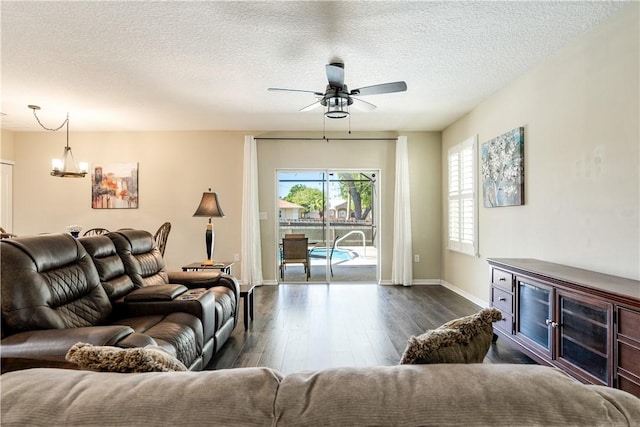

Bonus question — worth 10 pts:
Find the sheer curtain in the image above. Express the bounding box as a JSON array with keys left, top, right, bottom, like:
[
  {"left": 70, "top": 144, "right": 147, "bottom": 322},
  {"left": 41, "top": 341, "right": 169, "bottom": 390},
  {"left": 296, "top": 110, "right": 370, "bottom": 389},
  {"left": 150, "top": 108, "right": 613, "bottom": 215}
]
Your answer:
[
  {"left": 240, "top": 135, "right": 263, "bottom": 286},
  {"left": 391, "top": 135, "right": 413, "bottom": 286}
]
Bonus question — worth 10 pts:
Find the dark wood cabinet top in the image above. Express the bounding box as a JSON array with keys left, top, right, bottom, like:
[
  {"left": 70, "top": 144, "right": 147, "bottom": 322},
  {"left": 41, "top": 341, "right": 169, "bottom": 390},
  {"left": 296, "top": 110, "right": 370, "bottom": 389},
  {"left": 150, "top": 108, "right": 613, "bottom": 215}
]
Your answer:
[{"left": 488, "top": 258, "right": 640, "bottom": 304}]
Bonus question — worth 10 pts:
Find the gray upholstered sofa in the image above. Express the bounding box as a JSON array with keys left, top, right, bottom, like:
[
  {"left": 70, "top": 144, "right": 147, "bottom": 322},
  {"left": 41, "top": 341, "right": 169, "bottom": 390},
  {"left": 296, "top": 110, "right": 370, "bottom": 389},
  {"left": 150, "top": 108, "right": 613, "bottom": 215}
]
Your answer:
[
  {"left": 0, "top": 230, "right": 239, "bottom": 372},
  {"left": 2, "top": 364, "right": 639, "bottom": 426}
]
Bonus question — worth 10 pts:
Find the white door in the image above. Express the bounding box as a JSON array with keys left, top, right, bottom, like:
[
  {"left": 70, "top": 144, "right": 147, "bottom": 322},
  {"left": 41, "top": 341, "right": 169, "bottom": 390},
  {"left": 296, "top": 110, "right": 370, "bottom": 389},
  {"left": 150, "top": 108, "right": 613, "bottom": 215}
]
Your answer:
[{"left": 277, "top": 169, "right": 379, "bottom": 283}]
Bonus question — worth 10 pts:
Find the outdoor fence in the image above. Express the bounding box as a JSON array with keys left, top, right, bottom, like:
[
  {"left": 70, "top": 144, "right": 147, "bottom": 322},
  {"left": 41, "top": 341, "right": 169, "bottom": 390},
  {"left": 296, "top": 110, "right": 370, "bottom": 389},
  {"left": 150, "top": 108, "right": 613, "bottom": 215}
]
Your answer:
[{"left": 279, "top": 219, "right": 375, "bottom": 246}]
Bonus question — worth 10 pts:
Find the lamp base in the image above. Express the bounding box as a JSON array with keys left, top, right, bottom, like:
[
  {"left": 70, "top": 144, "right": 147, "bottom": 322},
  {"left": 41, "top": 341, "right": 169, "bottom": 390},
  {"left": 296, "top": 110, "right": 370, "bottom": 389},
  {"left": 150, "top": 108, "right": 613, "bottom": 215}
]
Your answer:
[{"left": 202, "top": 259, "right": 214, "bottom": 266}]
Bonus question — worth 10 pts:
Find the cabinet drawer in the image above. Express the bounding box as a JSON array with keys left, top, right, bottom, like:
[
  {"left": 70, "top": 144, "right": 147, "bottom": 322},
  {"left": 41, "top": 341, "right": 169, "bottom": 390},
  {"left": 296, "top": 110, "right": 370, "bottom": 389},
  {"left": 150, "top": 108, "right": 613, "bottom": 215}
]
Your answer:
[
  {"left": 618, "top": 308, "right": 640, "bottom": 342},
  {"left": 492, "top": 286, "right": 513, "bottom": 314},
  {"left": 494, "top": 311, "right": 514, "bottom": 334},
  {"left": 618, "top": 374, "right": 640, "bottom": 398},
  {"left": 618, "top": 340, "right": 640, "bottom": 379},
  {"left": 492, "top": 268, "right": 513, "bottom": 291}
]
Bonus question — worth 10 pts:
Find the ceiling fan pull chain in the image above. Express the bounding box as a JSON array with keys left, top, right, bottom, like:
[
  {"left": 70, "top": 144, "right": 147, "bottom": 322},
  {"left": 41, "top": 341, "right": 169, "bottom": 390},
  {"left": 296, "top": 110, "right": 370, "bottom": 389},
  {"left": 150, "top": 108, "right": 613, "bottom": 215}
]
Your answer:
[{"left": 322, "top": 111, "right": 326, "bottom": 140}]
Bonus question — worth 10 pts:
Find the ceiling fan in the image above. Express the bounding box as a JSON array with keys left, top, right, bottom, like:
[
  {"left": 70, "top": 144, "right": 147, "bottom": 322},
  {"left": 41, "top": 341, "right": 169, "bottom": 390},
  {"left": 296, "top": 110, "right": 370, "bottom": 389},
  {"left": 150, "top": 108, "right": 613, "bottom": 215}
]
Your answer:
[{"left": 268, "top": 62, "right": 407, "bottom": 119}]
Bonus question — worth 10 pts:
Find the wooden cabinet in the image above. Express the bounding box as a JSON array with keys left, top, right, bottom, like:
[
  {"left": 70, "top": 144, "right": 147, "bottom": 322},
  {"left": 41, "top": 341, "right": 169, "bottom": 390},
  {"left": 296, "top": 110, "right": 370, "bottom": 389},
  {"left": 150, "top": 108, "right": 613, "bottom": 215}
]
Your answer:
[
  {"left": 516, "top": 278, "right": 553, "bottom": 359},
  {"left": 490, "top": 268, "right": 514, "bottom": 334},
  {"left": 617, "top": 307, "right": 640, "bottom": 397},
  {"left": 488, "top": 258, "right": 640, "bottom": 397}
]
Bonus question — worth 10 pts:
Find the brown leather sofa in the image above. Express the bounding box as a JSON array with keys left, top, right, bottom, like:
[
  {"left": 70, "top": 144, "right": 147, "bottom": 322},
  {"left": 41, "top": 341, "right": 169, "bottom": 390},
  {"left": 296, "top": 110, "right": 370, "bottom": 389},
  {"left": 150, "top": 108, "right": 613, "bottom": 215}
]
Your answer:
[
  {"left": 106, "top": 229, "right": 239, "bottom": 354},
  {"left": 0, "top": 230, "right": 239, "bottom": 372}
]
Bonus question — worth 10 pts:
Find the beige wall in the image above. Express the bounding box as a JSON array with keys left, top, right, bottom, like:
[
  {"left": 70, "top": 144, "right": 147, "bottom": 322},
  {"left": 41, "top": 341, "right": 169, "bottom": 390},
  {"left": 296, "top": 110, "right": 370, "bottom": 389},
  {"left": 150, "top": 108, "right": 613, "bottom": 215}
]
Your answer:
[
  {"left": 1, "top": 130, "right": 15, "bottom": 161},
  {"left": 10, "top": 131, "right": 245, "bottom": 271},
  {"left": 442, "top": 3, "right": 640, "bottom": 304},
  {"left": 6, "top": 128, "right": 442, "bottom": 283}
]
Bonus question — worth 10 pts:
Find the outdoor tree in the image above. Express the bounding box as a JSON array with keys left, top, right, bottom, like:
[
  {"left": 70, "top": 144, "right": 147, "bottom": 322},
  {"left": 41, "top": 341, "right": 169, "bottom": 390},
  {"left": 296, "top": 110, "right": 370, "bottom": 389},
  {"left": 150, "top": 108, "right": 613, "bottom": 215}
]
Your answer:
[
  {"left": 284, "top": 184, "right": 324, "bottom": 216},
  {"left": 338, "top": 173, "right": 372, "bottom": 220}
]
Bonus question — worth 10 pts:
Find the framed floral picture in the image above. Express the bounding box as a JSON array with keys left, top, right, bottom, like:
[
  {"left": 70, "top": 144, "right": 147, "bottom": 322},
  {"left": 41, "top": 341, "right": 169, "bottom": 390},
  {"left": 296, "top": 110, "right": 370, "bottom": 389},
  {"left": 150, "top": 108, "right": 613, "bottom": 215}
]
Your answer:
[
  {"left": 481, "top": 128, "right": 524, "bottom": 207},
  {"left": 91, "top": 162, "right": 139, "bottom": 209}
]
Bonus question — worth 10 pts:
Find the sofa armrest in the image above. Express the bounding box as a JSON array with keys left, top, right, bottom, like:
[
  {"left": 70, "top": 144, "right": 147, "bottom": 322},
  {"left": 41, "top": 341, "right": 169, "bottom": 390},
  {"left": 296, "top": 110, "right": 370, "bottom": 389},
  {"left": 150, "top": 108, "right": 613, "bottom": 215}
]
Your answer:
[
  {"left": 166, "top": 271, "right": 240, "bottom": 308},
  {"left": 113, "top": 290, "right": 216, "bottom": 343},
  {"left": 0, "top": 325, "right": 135, "bottom": 372},
  {"left": 124, "top": 284, "right": 188, "bottom": 302},
  {"left": 167, "top": 270, "right": 221, "bottom": 288},
  {"left": 215, "top": 275, "right": 241, "bottom": 308}
]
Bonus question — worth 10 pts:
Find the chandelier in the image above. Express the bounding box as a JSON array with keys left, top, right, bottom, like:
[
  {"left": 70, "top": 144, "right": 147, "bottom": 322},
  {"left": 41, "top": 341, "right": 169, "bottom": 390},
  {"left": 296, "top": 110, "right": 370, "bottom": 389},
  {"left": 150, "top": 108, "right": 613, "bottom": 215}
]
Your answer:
[{"left": 28, "top": 105, "right": 88, "bottom": 178}]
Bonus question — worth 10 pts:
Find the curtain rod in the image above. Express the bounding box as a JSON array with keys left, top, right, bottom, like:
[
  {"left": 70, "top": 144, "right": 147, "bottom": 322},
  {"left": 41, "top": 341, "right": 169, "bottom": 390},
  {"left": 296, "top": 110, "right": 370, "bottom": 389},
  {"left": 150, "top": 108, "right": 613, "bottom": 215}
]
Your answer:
[{"left": 254, "top": 137, "right": 398, "bottom": 141}]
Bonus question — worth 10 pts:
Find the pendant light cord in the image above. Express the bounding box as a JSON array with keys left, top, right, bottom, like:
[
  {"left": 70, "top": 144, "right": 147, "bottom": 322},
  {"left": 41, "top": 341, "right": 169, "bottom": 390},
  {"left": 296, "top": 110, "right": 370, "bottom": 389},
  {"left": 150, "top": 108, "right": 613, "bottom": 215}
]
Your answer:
[{"left": 30, "top": 108, "right": 68, "bottom": 132}]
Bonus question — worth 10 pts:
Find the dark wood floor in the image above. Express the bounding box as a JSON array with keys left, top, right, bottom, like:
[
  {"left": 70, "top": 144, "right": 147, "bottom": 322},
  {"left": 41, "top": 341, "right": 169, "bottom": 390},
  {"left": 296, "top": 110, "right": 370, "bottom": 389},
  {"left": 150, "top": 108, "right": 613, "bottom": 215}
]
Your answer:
[{"left": 207, "top": 284, "right": 535, "bottom": 373}]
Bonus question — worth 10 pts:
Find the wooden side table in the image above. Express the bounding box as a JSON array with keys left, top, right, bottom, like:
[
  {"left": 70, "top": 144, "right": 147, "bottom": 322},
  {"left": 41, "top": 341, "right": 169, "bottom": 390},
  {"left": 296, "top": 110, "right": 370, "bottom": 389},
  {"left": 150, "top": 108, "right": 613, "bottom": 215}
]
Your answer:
[
  {"left": 181, "top": 261, "right": 234, "bottom": 275},
  {"left": 239, "top": 284, "right": 255, "bottom": 330}
]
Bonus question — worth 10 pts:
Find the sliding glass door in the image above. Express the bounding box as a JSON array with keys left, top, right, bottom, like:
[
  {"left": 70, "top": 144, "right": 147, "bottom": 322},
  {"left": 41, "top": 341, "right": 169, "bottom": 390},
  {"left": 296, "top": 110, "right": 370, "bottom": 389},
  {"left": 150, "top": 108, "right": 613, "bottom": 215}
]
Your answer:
[{"left": 277, "top": 169, "right": 379, "bottom": 283}]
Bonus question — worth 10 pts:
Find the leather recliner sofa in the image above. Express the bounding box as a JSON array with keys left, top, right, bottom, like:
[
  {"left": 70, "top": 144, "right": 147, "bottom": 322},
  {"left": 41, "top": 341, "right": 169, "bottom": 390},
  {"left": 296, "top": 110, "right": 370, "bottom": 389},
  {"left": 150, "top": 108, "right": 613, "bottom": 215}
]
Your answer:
[
  {"left": 0, "top": 231, "right": 240, "bottom": 373},
  {"left": 106, "top": 229, "right": 239, "bottom": 354}
]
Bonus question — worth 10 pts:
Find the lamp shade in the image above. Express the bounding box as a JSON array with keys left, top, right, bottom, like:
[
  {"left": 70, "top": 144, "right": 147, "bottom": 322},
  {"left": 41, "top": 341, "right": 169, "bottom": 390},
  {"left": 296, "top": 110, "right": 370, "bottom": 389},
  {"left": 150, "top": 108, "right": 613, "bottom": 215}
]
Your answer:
[{"left": 193, "top": 191, "right": 225, "bottom": 218}]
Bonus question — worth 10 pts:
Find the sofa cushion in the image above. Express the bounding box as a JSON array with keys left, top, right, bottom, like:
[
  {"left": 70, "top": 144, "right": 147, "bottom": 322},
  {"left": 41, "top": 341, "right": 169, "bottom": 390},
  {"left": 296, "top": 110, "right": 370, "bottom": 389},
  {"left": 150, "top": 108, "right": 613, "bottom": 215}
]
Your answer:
[
  {"left": 65, "top": 342, "right": 188, "bottom": 372},
  {"left": 1, "top": 234, "right": 112, "bottom": 334},
  {"left": 400, "top": 307, "right": 502, "bottom": 364},
  {"left": 108, "top": 229, "right": 169, "bottom": 288},
  {"left": 79, "top": 235, "right": 136, "bottom": 300},
  {"left": 1, "top": 367, "right": 284, "bottom": 426},
  {"left": 114, "top": 312, "right": 203, "bottom": 366},
  {"left": 274, "top": 364, "right": 640, "bottom": 426}
]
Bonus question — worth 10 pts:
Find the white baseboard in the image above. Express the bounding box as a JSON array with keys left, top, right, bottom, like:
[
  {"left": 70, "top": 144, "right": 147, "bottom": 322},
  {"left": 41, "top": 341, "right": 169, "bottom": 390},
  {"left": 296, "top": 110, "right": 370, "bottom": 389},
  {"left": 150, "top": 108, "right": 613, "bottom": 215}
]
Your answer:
[
  {"left": 411, "top": 279, "right": 441, "bottom": 285},
  {"left": 439, "top": 280, "right": 489, "bottom": 308}
]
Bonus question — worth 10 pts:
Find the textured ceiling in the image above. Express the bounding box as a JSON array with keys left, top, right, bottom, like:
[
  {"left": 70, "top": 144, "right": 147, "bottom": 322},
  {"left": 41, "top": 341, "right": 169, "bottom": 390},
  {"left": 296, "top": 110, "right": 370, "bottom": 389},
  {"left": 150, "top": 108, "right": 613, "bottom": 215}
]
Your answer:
[{"left": 0, "top": 1, "right": 628, "bottom": 132}]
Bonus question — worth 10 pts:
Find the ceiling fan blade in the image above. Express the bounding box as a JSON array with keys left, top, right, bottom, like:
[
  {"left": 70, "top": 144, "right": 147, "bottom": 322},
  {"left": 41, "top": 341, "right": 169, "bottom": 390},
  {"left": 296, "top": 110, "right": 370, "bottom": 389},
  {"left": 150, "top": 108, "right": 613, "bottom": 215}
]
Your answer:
[
  {"left": 350, "top": 81, "right": 407, "bottom": 96},
  {"left": 325, "top": 63, "right": 345, "bottom": 88},
  {"left": 268, "top": 88, "right": 324, "bottom": 96},
  {"left": 299, "top": 101, "right": 322, "bottom": 112},
  {"left": 351, "top": 97, "right": 377, "bottom": 111}
]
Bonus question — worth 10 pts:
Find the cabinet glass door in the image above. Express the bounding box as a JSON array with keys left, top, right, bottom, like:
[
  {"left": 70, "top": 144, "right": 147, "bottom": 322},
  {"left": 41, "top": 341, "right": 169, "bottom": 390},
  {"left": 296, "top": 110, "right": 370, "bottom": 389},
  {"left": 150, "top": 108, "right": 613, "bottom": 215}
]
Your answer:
[
  {"left": 557, "top": 291, "right": 610, "bottom": 385},
  {"left": 517, "top": 280, "right": 552, "bottom": 356}
]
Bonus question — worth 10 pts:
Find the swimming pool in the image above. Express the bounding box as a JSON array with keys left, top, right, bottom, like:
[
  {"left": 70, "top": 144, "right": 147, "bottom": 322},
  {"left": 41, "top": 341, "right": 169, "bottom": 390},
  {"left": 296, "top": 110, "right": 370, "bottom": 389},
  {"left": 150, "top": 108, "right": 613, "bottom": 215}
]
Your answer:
[{"left": 308, "top": 247, "right": 357, "bottom": 263}]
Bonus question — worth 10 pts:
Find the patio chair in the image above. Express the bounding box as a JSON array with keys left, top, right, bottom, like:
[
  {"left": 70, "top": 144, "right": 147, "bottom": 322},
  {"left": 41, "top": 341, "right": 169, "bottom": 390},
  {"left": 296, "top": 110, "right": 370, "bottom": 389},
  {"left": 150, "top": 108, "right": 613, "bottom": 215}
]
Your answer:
[{"left": 280, "top": 236, "right": 310, "bottom": 281}]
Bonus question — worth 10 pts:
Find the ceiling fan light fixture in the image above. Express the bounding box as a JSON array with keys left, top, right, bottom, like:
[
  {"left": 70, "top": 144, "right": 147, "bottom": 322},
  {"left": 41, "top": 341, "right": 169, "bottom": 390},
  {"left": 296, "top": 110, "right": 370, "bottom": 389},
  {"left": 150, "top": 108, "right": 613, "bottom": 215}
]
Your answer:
[{"left": 324, "top": 97, "right": 349, "bottom": 119}]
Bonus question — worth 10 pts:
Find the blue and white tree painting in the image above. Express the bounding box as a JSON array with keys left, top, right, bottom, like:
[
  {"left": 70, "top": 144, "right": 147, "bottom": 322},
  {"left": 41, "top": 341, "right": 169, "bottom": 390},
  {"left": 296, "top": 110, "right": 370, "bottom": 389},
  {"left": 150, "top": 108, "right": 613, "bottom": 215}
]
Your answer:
[{"left": 481, "top": 127, "right": 524, "bottom": 207}]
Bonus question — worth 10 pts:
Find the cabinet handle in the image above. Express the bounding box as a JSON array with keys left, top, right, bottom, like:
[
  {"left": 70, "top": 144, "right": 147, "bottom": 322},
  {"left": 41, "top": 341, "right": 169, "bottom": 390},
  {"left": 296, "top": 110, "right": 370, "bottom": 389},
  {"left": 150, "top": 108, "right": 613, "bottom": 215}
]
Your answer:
[
  {"left": 499, "top": 277, "right": 506, "bottom": 281},
  {"left": 545, "top": 319, "right": 559, "bottom": 328},
  {"left": 498, "top": 297, "right": 507, "bottom": 302}
]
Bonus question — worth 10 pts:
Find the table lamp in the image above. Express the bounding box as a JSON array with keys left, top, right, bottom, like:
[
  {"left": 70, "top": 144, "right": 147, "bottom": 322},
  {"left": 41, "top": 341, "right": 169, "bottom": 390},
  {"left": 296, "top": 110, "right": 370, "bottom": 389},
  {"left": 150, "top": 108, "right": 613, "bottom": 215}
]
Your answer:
[{"left": 193, "top": 189, "right": 225, "bottom": 266}]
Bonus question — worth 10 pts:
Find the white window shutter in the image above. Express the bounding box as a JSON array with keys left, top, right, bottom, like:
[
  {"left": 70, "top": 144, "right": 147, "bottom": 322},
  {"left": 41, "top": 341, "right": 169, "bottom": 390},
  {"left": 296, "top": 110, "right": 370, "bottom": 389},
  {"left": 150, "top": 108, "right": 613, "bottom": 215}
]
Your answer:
[{"left": 448, "top": 136, "right": 478, "bottom": 256}]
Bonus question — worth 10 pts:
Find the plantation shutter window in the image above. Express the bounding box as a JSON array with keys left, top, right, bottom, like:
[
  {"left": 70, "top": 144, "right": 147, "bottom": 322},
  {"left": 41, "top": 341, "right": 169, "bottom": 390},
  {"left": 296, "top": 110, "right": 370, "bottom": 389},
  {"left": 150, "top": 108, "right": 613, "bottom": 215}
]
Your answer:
[{"left": 448, "top": 136, "right": 478, "bottom": 256}]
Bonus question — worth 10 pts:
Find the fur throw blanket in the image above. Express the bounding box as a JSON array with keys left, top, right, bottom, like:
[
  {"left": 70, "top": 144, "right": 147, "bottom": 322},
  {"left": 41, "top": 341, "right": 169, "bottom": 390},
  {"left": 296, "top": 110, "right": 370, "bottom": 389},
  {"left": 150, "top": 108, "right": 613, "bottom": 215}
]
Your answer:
[
  {"left": 400, "top": 307, "right": 503, "bottom": 365},
  {"left": 65, "top": 342, "right": 188, "bottom": 372}
]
